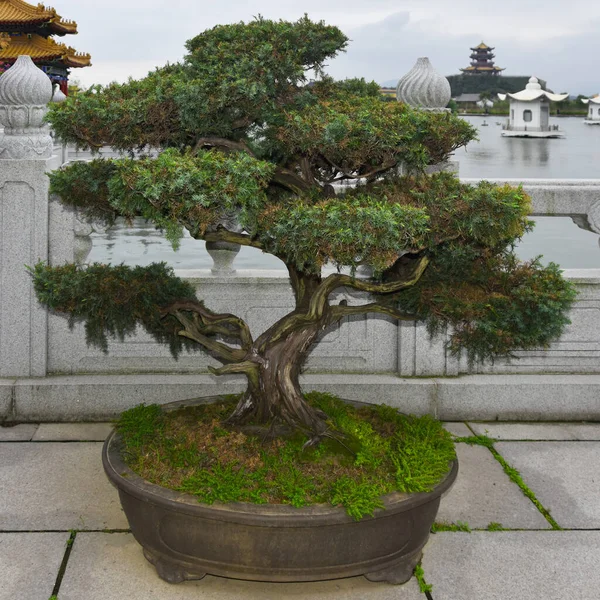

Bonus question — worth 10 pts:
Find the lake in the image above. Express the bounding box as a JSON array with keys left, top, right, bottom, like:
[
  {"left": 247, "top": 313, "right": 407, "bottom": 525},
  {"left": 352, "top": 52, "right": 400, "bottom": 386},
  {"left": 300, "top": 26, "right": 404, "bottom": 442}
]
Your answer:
[{"left": 88, "top": 116, "right": 600, "bottom": 270}]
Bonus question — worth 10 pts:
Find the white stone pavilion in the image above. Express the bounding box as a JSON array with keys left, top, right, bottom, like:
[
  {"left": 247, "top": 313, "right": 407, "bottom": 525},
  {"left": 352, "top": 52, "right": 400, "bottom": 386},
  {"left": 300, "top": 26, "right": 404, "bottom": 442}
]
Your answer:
[
  {"left": 498, "top": 77, "right": 568, "bottom": 138},
  {"left": 582, "top": 96, "right": 600, "bottom": 125}
]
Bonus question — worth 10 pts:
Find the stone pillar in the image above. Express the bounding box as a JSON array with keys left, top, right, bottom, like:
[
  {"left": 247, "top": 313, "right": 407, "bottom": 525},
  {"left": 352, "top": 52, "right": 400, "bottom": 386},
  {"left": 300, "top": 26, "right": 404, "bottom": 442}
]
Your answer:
[{"left": 0, "top": 56, "right": 55, "bottom": 377}]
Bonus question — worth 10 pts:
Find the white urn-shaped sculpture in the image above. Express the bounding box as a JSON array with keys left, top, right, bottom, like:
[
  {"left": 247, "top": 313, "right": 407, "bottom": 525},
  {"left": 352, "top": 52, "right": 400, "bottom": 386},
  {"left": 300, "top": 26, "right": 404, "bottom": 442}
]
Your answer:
[
  {"left": 396, "top": 57, "right": 451, "bottom": 112},
  {"left": 51, "top": 85, "right": 67, "bottom": 103},
  {"left": 0, "top": 55, "right": 53, "bottom": 159}
]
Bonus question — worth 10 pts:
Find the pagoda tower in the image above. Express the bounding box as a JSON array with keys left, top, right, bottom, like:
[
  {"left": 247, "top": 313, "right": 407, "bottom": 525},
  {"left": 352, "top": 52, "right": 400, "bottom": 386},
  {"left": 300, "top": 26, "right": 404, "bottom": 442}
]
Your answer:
[
  {"left": 0, "top": 0, "right": 90, "bottom": 95},
  {"left": 460, "top": 42, "right": 504, "bottom": 76}
]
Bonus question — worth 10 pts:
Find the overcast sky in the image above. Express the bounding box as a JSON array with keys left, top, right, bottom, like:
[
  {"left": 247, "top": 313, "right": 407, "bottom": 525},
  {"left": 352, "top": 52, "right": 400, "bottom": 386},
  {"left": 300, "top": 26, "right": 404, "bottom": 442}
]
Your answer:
[{"left": 55, "top": 0, "right": 597, "bottom": 94}]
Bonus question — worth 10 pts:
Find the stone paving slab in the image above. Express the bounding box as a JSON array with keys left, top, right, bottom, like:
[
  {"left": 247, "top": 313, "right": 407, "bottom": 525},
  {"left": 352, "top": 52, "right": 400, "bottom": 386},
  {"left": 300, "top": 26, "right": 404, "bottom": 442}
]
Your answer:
[
  {"left": 0, "top": 532, "right": 68, "bottom": 600},
  {"left": 496, "top": 441, "right": 600, "bottom": 528},
  {"left": 60, "top": 533, "right": 422, "bottom": 599},
  {"left": 0, "top": 442, "right": 128, "bottom": 530},
  {"left": 0, "top": 423, "right": 38, "bottom": 441},
  {"left": 436, "top": 443, "right": 549, "bottom": 529},
  {"left": 32, "top": 422, "right": 114, "bottom": 441},
  {"left": 443, "top": 422, "right": 472, "bottom": 437},
  {"left": 469, "top": 422, "right": 600, "bottom": 440},
  {"left": 422, "top": 531, "right": 600, "bottom": 600}
]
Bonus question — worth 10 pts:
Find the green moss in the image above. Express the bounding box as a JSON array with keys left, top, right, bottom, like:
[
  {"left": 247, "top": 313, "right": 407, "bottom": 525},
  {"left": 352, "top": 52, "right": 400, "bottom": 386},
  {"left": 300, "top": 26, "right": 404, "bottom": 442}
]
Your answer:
[
  {"left": 116, "top": 393, "right": 456, "bottom": 521},
  {"left": 431, "top": 520, "right": 471, "bottom": 532},
  {"left": 455, "top": 435, "right": 561, "bottom": 530},
  {"left": 486, "top": 522, "right": 506, "bottom": 531},
  {"left": 414, "top": 564, "right": 433, "bottom": 593}
]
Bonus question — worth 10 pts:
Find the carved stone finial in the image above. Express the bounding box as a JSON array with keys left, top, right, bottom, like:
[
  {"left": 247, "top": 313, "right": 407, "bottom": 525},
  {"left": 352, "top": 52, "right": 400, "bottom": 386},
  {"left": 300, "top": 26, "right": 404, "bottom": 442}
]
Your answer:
[
  {"left": 396, "top": 57, "right": 451, "bottom": 111},
  {"left": 0, "top": 55, "right": 54, "bottom": 159}
]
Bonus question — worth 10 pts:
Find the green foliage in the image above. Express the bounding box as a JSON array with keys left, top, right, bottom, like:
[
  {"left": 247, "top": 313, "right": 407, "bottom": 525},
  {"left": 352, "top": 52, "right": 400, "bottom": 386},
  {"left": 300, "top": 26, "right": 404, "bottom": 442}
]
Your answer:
[
  {"left": 486, "top": 522, "right": 505, "bottom": 531},
  {"left": 259, "top": 195, "right": 429, "bottom": 274},
  {"left": 49, "top": 149, "right": 274, "bottom": 246},
  {"left": 332, "top": 77, "right": 382, "bottom": 98},
  {"left": 414, "top": 564, "right": 433, "bottom": 593},
  {"left": 30, "top": 262, "right": 198, "bottom": 355},
  {"left": 47, "top": 16, "right": 348, "bottom": 149},
  {"left": 401, "top": 255, "right": 577, "bottom": 364},
  {"left": 273, "top": 96, "right": 475, "bottom": 173},
  {"left": 117, "top": 394, "right": 456, "bottom": 520}
]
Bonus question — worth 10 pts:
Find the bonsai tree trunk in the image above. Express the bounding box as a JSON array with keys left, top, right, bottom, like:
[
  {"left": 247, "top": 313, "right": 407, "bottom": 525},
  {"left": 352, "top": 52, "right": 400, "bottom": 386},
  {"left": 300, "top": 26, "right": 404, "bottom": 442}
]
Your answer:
[
  {"left": 188, "top": 258, "right": 429, "bottom": 436},
  {"left": 227, "top": 317, "right": 329, "bottom": 434}
]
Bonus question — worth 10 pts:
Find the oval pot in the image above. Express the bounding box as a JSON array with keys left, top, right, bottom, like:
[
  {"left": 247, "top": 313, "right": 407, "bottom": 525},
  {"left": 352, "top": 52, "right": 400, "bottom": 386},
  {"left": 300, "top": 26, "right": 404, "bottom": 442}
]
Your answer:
[{"left": 103, "top": 397, "right": 458, "bottom": 585}]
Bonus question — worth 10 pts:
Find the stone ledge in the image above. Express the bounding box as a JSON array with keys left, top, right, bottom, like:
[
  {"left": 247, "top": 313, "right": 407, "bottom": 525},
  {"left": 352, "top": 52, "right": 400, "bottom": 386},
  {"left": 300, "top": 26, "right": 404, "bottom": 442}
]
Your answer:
[{"left": 1, "top": 373, "right": 600, "bottom": 422}]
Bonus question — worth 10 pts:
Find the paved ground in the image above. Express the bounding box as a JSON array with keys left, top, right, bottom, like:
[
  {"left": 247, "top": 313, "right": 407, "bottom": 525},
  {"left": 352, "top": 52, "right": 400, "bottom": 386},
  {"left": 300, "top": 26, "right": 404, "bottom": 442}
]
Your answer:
[{"left": 1, "top": 421, "right": 599, "bottom": 600}]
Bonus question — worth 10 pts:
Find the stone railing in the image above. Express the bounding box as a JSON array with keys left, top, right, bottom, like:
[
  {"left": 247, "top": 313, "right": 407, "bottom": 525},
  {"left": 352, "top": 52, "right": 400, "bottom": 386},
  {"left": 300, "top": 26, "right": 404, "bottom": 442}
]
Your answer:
[{"left": 1, "top": 57, "right": 600, "bottom": 423}]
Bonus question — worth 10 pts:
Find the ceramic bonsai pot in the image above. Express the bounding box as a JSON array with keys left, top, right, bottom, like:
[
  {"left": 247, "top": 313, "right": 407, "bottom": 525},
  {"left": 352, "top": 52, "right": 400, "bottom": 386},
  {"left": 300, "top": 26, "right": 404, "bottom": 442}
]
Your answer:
[{"left": 102, "top": 398, "right": 458, "bottom": 585}]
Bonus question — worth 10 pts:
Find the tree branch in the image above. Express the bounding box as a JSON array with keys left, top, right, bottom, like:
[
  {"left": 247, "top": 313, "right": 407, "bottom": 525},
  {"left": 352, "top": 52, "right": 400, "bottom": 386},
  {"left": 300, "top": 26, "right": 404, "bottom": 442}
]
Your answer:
[
  {"left": 208, "top": 361, "right": 260, "bottom": 376},
  {"left": 307, "top": 255, "right": 430, "bottom": 321},
  {"left": 272, "top": 167, "right": 313, "bottom": 194},
  {"left": 163, "top": 300, "right": 253, "bottom": 349},
  {"left": 193, "top": 137, "right": 256, "bottom": 157},
  {"left": 330, "top": 302, "right": 418, "bottom": 321},
  {"left": 172, "top": 310, "right": 247, "bottom": 363},
  {"left": 320, "top": 155, "right": 398, "bottom": 181},
  {"left": 201, "top": 229, "right": 264, "bottom": 250}
]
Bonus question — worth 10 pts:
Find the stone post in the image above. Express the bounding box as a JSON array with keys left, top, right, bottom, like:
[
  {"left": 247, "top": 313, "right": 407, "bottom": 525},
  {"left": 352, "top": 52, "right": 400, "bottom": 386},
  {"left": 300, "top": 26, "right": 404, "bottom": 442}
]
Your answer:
[{"left": 0, "top": 55, "right": 56, "bottom": 377}]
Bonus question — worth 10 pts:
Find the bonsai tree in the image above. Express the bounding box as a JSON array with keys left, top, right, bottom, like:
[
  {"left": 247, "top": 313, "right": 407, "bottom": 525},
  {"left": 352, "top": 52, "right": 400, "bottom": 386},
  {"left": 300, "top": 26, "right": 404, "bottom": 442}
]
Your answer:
[{"left": 34, "top": 17, "right": 575, "bottom": 444}]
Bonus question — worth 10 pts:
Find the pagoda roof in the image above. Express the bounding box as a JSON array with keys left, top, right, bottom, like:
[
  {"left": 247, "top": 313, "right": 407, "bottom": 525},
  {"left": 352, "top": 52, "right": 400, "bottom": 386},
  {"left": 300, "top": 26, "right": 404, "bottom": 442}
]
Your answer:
[
  {"left": 460, "top": 65, "right": 505, "bottom": 72},
  {"left": 471, "top": 42, "right": 493, "bottom": 50},
  {"left": 0, "top": 32, "right": 90, "bottom": 67},
  {"left": 0, "top": 0, "right": 77, "bottom": 35}
]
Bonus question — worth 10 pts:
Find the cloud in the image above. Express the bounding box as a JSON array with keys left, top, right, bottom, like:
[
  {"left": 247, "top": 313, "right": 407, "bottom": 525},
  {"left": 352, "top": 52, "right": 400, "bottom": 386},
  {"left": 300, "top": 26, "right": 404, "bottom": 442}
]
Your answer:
[
  {"left": 52, "top": 1, "right": 597, "bottom": 95},
  {"left": 327, "top": 11, "right": 599, "bottom": 95}
]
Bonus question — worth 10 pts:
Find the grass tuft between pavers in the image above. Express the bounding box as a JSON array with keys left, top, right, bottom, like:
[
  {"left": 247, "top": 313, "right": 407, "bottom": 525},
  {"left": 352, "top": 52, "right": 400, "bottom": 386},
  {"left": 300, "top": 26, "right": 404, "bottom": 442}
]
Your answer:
[
  {"left": 116, "top": 392, "right": 456, "bottom": 521},
  {"left": 432, "top": 520, "right": 471, "bottom": 532},
  {"left": 454, "top": 435, "right": 562, "bottom": 530},
  {"left": 414, "top": 563, "right": 433, "bottom": 594}
]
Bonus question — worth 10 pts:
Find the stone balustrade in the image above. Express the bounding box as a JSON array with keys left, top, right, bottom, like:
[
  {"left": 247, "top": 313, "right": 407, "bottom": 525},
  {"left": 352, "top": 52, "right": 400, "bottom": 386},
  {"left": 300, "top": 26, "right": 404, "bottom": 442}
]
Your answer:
[{"left": 1, "top": 57, "right": 600, "bottom": 423}]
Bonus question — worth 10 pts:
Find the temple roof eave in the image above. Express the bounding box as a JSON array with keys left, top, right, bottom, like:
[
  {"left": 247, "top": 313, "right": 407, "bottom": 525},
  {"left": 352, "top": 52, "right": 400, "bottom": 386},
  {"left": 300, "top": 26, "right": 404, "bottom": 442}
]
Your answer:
[
  {"left": 0, "top": 0, "right": 77, "bottom": 34},
  {"left": 0, "top": 32, "right": 90, "bottom": 67},
  {"left": 582, "top": 97, "right": 600, "bottom": 105}
]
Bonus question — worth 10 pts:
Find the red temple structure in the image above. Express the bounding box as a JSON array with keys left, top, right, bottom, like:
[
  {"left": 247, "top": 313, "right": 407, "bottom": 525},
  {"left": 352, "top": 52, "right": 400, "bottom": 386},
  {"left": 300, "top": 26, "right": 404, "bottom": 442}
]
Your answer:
[
  {"left": 0, "top": 0, "right": 90, "bottom": 95},
  {"left": 460, "top": 42, "right": 504, "bottom": 76}
]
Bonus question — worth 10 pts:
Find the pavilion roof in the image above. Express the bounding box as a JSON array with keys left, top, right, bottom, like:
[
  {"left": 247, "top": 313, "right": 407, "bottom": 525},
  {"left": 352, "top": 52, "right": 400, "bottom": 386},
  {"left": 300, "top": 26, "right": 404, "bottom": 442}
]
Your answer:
[
  {"left": 0, "top": 0, "right": 77, "bottom": 35},
  {"left": 0, "top": 32, "right": 90, "bottom": 67},
  {"left": 497, "top": 77, "right": 568, "bottom": 103},
  {"left": 582, "top": 96, "right": 600, "bottom": 105}
]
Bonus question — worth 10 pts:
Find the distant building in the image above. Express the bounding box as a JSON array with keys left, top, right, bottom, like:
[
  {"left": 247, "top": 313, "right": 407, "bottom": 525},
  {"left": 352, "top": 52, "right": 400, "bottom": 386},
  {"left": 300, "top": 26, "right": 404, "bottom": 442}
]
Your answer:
[
  {"left": 498, "top": 76, "right": 568, "bottom": 138},
  {"left": 380, "top": 87, "right": 396, "bottom": 99},
  {"left": 582, "top": 96, "right": 600, "bottom": 125},
  {"left": 453, "top": 93, "right": 494, "bottom": 110},
  {"left": 460, "top": 42, "right": 504, "bottom": 76}
]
